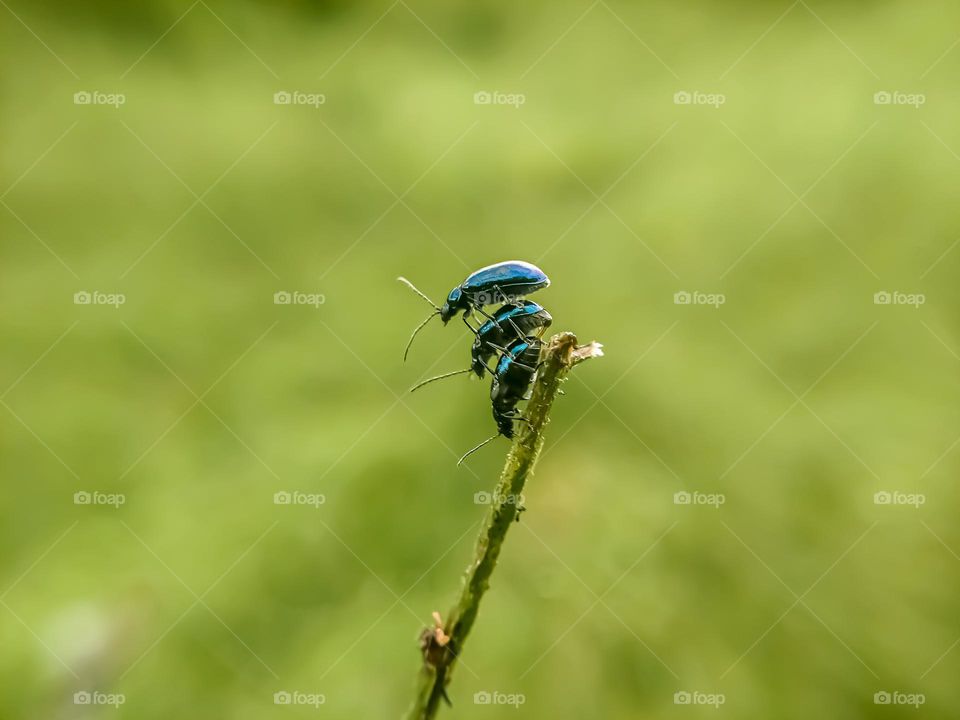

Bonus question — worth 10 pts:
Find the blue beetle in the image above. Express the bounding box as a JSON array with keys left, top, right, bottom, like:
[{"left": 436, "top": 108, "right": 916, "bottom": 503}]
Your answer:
[
  {"left": 471, "top": 301, "right": 552, "bottom": 377},
  {"left": 458, "top": 337, "right": 542, "bottom": 466},
  {"left": 440, "top": 261, "right": 550, "bottom": 323},
  {"left": 408, "top": 301, "right": 552, "bottom": 393},
  {"left": 398, "top": 260, "right": 550, "bottom": 361}
]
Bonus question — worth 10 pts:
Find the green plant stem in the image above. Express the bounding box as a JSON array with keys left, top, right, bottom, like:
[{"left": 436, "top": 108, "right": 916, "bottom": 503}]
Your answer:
[{"left": 405, "top": 332, "right": 603, "bottom": 720}]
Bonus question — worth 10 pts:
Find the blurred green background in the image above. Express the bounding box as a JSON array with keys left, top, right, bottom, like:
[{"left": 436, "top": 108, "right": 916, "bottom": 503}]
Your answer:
[{"left": 3, "top": 0, "right": 960, "bottom": 717}]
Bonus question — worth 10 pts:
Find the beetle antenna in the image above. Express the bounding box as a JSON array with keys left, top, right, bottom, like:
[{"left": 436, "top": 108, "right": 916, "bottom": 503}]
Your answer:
[
  {"left": 409, "top": 368, "right": 472, "bottom": 393},
  {"left": 398, "top": 277, "right": 441, "bottom": 361},
  {"left": 403, "top": 313, "right": 438, "bottom": 362},
  {"left": 457, "top": 434, "right": 500, "bottom": 466},
  {"left": 397, "top": 276, "right": 440, "bottom": 311}
]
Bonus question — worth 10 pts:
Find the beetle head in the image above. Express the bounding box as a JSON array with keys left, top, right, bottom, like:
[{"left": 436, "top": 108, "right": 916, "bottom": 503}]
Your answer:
[{"left": 440, "top": 287, "right": 463, "bottom": 323}]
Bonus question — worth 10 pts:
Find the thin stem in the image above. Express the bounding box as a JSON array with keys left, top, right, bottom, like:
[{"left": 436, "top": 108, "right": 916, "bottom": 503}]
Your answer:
[{"left": 405, "top": 332, "right": 603, "bottom": 720}]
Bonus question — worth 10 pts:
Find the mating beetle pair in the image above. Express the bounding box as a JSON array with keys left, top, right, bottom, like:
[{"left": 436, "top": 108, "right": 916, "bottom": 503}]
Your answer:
[{"left": 398, "top": 261, "right": 553, "bottom": 464}]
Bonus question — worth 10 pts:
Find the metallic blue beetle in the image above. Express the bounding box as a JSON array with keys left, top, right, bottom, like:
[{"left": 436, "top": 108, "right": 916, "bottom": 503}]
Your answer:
[
  {"left": 440, "top": 261, "right": 550, "bottom": 323},
  {"left": 398, "top": 260, "right": 550, "bottom": 361},
  {"left": 471, "top": 302, "right": 552, "bottom": 377},
  {"left": 408, "top": 301, "right": 552, "bottom": 393},
  {"left": 458, "top": 337, "right": 542, "bottom": 465}
]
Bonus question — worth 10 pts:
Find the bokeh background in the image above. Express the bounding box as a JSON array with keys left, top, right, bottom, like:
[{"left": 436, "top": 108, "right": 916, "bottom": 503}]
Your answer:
[{"left": 3, "top": 0, "right": 960, "bottom": 717}]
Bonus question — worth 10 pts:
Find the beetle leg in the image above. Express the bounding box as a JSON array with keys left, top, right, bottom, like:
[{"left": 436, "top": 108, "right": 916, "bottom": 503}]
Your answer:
[
  {"left": 492, "top": 284, "right": 524, "bottom": 308},
  {"left": 504, "top": 316, "right": 524, "bottom": 337},
  {"left": 485, "top": 341, "right": 516, "bottom": 358},
  {"left": 461, "top": 314, "right": 481, "bottom": 337},
  {"left": 484, "top": 285, "right": 525, "bottom": 334},
  {"left": 511, "top": 361, "right": 537, "bottom": 373},
  {"left": 474, "top": 304, "right": 500, "bottom": 323},
  {"left": 467, "top": 307, "right": 495, "bottom": 330},
  {"left": 485, "top": 305, "right": 524, "bottom": 337}
]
